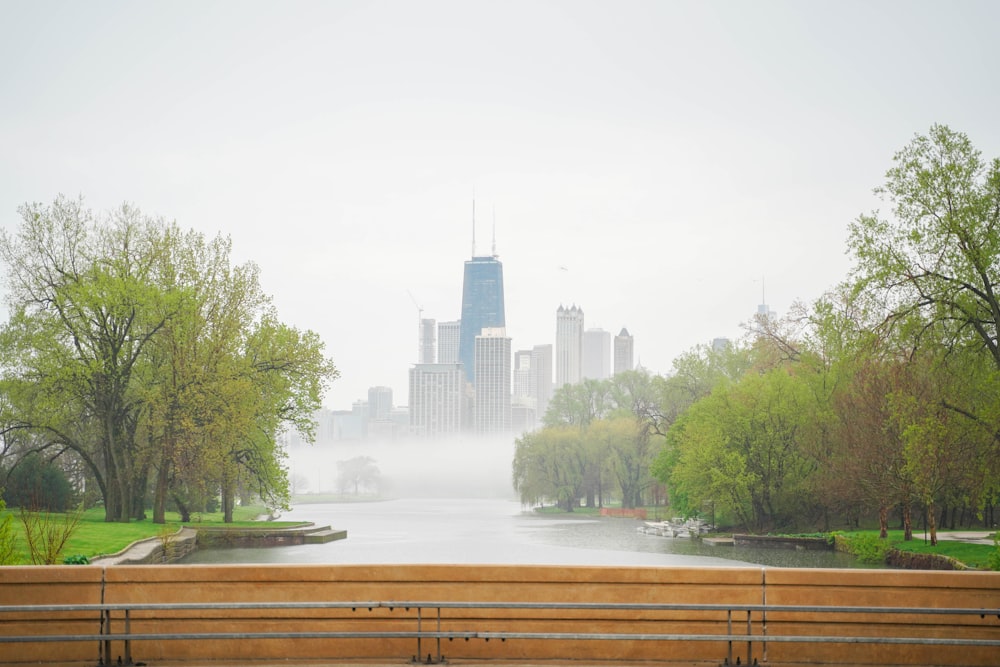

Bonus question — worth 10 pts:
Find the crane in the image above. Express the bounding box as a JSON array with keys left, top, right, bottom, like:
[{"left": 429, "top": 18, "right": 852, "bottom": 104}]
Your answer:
[{"left": 406, "top": 290, "right": 423, "bottom": 362}]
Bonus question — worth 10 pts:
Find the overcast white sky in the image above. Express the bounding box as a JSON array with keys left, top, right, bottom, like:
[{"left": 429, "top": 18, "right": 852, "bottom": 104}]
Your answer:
[{"left": 2, "top": 0, "right": 999, "bottom": 409}]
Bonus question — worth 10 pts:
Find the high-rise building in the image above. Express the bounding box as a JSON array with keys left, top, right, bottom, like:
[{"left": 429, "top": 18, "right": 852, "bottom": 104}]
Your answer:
[
  {"left": 532, "top": 343, "right": 553, "bottom": 421},
  {"left": 583, "top": 328, "right": 611, "bottom": 380},
  {"left": 368, "top": 386, "right": 393, "bottom": 422},
  {"left": 408, "top": 363, "right": 465, "bottom": 436},
  {"left": 512, "top": 350, "right": 534, "bottom": 400},
  {"left": 614, "top": 328, "right": 634, "bottom": 375},
  {"left": 556, "top": 305, "right": 584, "bottom": 387},
  {"left": 459, "top": 255, "right": 505, "bottom": 384},
  {"left": 474, "top": 327, "right": 511, "bottom": 433},
  {"left": 419, "top": 318, "right": 436, "bottom": 364},
  {"left": 437, "top": 320, "right": 461, "bottom": 364}
]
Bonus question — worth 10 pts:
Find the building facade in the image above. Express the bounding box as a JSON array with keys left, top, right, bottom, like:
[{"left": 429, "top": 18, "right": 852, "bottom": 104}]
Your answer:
[
  {"left": 408, "top": 363, "right": 465, "bottom": 436},
  {"left": 437, "top": 320, "right": 461, "bottom": 364},
  {"left": 458, "top": 255, "right": 505, "bottom": 384},
  {"left": 419, "top": 318, "right": 436, "bottom": 364},
  {"left": 582, "top": 328, "right": 611, "bottom": 380},
  {"left": 367, "top": 386, "right": 393, "bottom": 422},
  {"left": 532, "top": 343, "right": 553, "bottom": 422},
  {"left": 474, "top": 327, "right": 511, "bottom": 433},
  {"left": 556, "top": 305, "right": 584, "bottom": 387},
  {"left": 613, "top": 327, "right": 634, "bottom": 376}
]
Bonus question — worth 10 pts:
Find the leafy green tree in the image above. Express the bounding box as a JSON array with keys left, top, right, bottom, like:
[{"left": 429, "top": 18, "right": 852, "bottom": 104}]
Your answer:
[
  {"left": 847, "top": 125, "right": 1000, "bottom": 532},
  {"left": 660, "top": 367, "right": 815, "bottom": 531},
  {"left": 0, "top": 197, "right": 177, "bottom": 521},
  {"left": 512, "top": 427, "right": 589, "bottom": 511},
  {"left": 543, "top": 378, "right": 612, "bottom": 428},
  {"left": 0, "top": 196, "right": 338, "bottom": 523},
  {"left": 2, "top": 452, "right": 74, "bottom": 511}
]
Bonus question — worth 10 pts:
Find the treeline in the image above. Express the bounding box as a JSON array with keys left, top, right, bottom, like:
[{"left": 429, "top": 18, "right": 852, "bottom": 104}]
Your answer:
[
  {"left": 514, "top": 125, "right": 1000, "bottom": 543},
  {"left": 0, "top": 197, "right": 337, "bottom": 522}
]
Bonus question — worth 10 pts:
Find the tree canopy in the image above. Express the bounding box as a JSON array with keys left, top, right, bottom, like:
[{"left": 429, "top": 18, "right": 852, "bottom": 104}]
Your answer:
[{"left": 0, "top": 196, "right": 338, "bottom": 522}]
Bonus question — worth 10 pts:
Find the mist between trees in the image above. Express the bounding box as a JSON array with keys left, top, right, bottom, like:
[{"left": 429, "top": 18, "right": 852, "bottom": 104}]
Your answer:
[
  {"left": 0, "top": 197, "right": 337, "bottom": 523},
  {"left": 515, "top": 125, "right": 1000, "bottom": 545}
]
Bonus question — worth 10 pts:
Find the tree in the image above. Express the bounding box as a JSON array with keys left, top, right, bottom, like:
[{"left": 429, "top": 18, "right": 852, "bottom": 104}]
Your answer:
[
  {"left": 512, "top": 427, "right": 590, "bottom": 511},
  {"left": 336, "top": 456, "right": 381, "bottom": 496},
  {"left": 847, "top": 125, "right": 1000, "bottom": 531},
  {"left": 0, "top": 197, "right": 177, "bottom": 521},
  {"left": 658, "top": 367, "right": 815, "bottom": 531},
  {"left": 2, "top": 451, "right": 74, "bottom": 511},
  {"left": 0, "top": 196, "right": 338, "bottom": 523},
  {"left": 849, "top": 125, "right": 1000, "bottom": 368}
]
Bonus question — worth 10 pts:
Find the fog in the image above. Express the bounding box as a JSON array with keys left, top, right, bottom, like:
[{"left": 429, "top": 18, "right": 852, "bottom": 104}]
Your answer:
[{"left": 286, "top": 436, "right": 518, "bottom": 501}]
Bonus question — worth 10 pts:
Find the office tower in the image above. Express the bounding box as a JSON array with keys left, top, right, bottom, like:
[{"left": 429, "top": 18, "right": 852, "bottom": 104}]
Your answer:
[
  {"left": 474, "top": 327, "right": 511, "bottom": 433},
  {"left": 614, "top": 328, "right": 634, "bottom": 375},
  {"left": 419, "top": 318, "right": 436, "bottom": 364},
  {"left": 367, "top": 386, "right": 393, "bottom": 422},
  {"left": 582, "top": 328, "right": 611, "bottom": 380},
  {"left": 437, "top": 320, "right": 461, "bottom": 364},
  {"left": 459, "top": 255, "right": 505, "bottom": 384},
  {"left": 513, "top": 350, "right": 534, "bottom": 400},
  {"left": 712, "top": 337, "right": 731, "bottom": 353},
  {"left": 532, "top": 343, "right": 553, "bottom": 421},
  {"left": 556, "top": 305, "right": 584, "bottom": 387},
  {"left": 512, "top": 349, "right": 537, "bottom": 433},
  {"left": 408, "top": 363, "right": 465, "bottom": 436}
]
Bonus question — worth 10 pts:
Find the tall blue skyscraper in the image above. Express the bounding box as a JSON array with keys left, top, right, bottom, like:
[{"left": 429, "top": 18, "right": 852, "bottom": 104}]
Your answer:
[{"left": 458, "top": 254, "right": 505, "bottom": 384}]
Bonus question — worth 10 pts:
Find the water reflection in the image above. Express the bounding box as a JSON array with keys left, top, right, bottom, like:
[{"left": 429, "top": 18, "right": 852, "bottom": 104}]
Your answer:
[{"left": 182, "top": 498, "right": 869, "bottom": 568}]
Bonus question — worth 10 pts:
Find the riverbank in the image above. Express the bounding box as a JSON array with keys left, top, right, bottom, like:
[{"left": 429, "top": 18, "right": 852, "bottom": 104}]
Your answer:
[{"left": 90, "top": 523, "right": 347, "bottom": 565}]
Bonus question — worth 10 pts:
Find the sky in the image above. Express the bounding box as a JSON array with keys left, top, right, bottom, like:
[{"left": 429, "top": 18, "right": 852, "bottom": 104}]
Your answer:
[{"left": 2, "top": 0, "right": 999, "bottom": 410}]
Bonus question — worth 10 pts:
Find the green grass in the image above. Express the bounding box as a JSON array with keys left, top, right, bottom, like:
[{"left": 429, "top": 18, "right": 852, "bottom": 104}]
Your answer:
[
  {"left": 2, "top": 505, "right": 306, "bottom": 565},
  {"left": 882, "top": 530, "right": 997, "bottom": 570}
]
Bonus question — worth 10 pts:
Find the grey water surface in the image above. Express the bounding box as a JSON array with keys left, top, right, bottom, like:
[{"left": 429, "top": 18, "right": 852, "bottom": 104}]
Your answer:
[{"left": 180, "top": 498, "right": 866, "bottom": 568}]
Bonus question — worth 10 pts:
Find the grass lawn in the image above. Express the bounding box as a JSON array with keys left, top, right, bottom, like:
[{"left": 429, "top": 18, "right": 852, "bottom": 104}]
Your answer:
[
  {"left": 1, "top": 505, "right": 306, "bottom": 565},
  {"left": 530, "top": 504, "right": 999, "bottom": 570},
  {"left": 881, "top": 530, "right": 997, "bottom": 570}
]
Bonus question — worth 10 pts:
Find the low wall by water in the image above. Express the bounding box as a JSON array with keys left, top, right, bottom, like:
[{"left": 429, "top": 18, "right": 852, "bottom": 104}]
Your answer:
[{"left": 1, "top": 564, "right": 998, "bottom": 666}]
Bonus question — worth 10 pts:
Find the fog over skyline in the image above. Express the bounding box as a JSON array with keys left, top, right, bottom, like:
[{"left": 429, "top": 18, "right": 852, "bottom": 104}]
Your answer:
[{"left": 2, "top": 1, "right": 999, "bottom": 409}]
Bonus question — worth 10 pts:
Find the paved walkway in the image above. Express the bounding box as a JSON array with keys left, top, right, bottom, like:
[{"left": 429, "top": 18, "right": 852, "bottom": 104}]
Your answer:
[{"left": 932, "top": 531, "right": 995, "bottom": 545}]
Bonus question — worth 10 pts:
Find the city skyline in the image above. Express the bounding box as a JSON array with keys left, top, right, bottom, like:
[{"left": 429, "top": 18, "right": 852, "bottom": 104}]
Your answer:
[{"left": 3, "top": 3, "right": 998, "bottom": 412}]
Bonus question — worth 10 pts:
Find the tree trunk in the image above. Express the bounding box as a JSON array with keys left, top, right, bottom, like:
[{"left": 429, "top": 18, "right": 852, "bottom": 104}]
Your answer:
[
  {"left": 172, "top": 494, "right": 191, "bottom": 523},
  {"left": 902, "top": 502, "right": 913, "bottom": 541},
  {"left": 153, "top": 456, "right": 169, "bottom": 524},
  {"left": 927, "top": 502, "right": 938, "bottom": 546},
  {"left": 222, "top": 468, "right": 235, "bottom": 523},
  {"left": 878, "top": 504, "right": 889, "bottom": 539}
]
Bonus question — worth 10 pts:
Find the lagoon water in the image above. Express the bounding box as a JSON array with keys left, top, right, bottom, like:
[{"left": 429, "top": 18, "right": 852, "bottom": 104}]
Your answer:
[{"left": 181, "top": 497, "right": 865, "bottom": 568}]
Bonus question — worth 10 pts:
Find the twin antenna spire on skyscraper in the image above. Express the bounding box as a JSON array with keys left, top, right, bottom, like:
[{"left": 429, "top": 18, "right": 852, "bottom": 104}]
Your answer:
[{"left": 471, "top": 194, "right": 498, "bottom": 258}]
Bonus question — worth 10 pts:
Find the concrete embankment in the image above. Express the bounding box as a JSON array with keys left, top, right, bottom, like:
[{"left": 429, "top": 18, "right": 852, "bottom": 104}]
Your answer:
[{"left": 90, "top": 523, "right": 345, "bottom": 565}]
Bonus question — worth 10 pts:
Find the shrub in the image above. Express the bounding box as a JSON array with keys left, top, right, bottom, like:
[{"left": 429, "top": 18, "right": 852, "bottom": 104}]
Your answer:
[
  {"left": 3, "top": 453, "right": 74, "bottom": 511},
  {"left": 988, "top": 534, "right": 1000, "bottom": 572},
  {"left": 843, "top": 532, "right": 891, "bottom": 564}
]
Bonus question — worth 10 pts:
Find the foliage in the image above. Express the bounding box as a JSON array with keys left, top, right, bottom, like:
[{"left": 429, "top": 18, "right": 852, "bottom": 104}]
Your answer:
[
  {"left": 989, "top": 533, "right": 1000, "bottom": 572},
  {"left": 0, "top": 496, "right": 17, "bottom": 565},
  {"left": 336, "top": 456, "right": 381, "bottom": 495},
  {"left": 19, "top": 504, "right": 85, "bottom": 564},
  {"left": 839, "top": 532, "right": 891, "bottom": 564},
  {"left": 0, "top": 196, "right": 338, "bottom": 523},
  {"left": 2, "top": 452, "right": 74, "bottom": 511},
  {"left": 62, "top": 553, "right": 90, "bottom": 564}
]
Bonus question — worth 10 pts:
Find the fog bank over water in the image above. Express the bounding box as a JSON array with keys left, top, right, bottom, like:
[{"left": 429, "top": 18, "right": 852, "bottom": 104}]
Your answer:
[{"left": 286, "top": 437, "right": 518, "bottom": 500}]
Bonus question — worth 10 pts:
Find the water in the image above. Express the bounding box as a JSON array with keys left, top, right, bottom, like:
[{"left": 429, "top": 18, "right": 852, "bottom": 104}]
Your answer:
[{"left": 181, "top": 498, "right": 866, "bottom": 568}]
